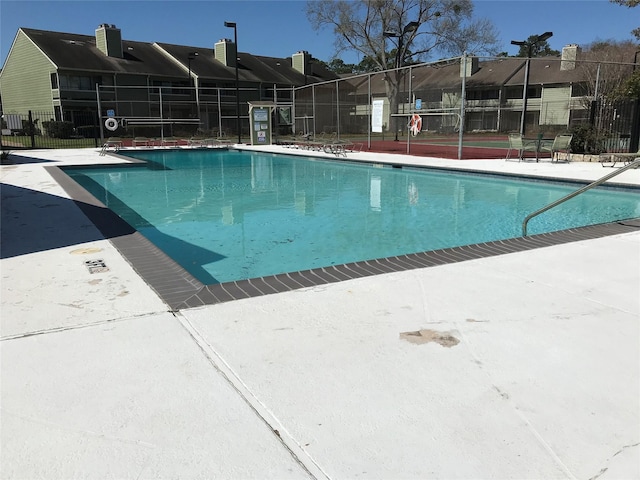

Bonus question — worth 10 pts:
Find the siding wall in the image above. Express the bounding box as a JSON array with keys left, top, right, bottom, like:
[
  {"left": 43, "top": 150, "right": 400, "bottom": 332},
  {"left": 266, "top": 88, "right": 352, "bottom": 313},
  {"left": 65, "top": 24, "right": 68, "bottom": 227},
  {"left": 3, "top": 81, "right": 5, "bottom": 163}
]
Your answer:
[
  {"left": 540, "top": 86, "right": 571, "bottom": 126},
  {"left": 0, "top": 29, "right": 57, "bottom": 113}
]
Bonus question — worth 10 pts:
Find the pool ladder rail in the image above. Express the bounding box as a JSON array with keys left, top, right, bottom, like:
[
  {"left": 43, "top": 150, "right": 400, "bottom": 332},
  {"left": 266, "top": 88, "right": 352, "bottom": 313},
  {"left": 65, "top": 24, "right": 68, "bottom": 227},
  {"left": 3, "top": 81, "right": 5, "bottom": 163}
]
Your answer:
[{"left": 522, "top": 158, "right": 640, "bottom": 236}]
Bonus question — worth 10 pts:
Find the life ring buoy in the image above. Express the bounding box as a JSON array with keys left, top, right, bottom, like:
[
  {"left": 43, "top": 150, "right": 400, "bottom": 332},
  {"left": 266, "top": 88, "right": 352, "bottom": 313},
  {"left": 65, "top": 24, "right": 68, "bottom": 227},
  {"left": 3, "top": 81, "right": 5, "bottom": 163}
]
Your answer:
[
  {"left": 105, "top": 117, "right": 119, "bottom": 131},
  {"left": 409, "top": 114, "right": 422, "bottom": 136}
]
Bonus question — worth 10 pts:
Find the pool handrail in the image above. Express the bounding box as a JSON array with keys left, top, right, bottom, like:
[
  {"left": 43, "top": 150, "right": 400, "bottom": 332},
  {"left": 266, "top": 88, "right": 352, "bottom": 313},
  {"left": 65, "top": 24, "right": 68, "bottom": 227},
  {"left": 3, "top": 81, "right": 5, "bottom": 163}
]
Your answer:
[{"left": 522, "top": 158, "right": 640, "bottom": 236}]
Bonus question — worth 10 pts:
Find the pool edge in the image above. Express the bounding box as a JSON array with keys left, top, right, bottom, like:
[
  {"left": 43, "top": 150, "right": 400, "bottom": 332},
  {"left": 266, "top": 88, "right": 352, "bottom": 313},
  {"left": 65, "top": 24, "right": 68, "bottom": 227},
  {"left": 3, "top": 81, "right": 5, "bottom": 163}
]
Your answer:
[{"left": 48, "top": 165, "right": 640, "bottom": 310}]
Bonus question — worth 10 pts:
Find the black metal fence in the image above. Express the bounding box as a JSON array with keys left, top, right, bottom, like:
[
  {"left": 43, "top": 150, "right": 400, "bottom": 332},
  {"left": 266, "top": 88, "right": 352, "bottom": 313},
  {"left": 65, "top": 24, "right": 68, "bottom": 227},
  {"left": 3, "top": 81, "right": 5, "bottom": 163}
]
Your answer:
[{"left": 1, "top": 110, "right": 100, "bottom": 150}]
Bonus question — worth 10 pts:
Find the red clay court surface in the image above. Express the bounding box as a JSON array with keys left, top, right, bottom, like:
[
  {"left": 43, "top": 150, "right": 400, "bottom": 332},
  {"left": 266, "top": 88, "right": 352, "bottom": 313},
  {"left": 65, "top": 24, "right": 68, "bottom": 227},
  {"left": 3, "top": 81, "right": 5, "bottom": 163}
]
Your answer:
[
  {"left": 353, "top": 134, "right": 518, "bottom": 160},
  {"left": 363, "top": 138, "right": 509, "bottom": 160},
  {"left": 98, "top": 135, "right": 514, "bottom": 160}
]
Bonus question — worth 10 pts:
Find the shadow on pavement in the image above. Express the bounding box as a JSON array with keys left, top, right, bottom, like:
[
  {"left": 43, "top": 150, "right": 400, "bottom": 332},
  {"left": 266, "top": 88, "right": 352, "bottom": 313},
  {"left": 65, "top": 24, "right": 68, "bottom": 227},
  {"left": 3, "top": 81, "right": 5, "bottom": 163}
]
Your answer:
[
  {"left": 0, "top": 182, "right": 131, "bottom": 259},
  {"left": 2, "top": 153, "right": 54, "bottom": 165}
]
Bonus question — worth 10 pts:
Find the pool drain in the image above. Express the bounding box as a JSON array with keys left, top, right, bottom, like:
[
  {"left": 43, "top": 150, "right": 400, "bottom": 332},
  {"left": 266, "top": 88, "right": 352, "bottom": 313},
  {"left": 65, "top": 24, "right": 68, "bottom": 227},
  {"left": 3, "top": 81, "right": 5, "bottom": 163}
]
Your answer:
[{"left": 84, "top": 259, "right": 109, "bottom": 274}]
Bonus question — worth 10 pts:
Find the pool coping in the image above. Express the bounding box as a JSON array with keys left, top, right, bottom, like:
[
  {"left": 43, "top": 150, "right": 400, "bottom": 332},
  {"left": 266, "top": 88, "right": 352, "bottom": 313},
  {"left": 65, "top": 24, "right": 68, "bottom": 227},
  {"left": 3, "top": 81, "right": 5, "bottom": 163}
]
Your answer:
[{"left": 48, "top": 163, "right": 640, "bottom": 311}]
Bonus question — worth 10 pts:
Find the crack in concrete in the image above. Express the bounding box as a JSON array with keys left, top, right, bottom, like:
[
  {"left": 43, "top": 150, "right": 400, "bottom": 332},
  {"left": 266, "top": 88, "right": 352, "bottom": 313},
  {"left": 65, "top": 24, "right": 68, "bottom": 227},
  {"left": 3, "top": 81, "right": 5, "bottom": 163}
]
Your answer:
[
  {"left": 588, "top": 442, "right": 640, "bottom": 480},
  {"left": 174, "top": 311, "right": 330, "bottom": 480},
  {"left": 0, "top": 310, "right": 171, "bottom": 341}
]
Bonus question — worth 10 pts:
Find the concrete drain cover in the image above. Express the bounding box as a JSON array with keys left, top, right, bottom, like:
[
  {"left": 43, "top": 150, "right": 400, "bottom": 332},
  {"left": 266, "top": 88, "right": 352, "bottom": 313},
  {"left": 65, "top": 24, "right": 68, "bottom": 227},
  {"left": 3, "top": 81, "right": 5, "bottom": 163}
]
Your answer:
[
  {"left": 84, "top": 259, "right": 109, "bottom": 274},
  {"left": 400, "top": 329, "right": 460, "bottom": 347}
]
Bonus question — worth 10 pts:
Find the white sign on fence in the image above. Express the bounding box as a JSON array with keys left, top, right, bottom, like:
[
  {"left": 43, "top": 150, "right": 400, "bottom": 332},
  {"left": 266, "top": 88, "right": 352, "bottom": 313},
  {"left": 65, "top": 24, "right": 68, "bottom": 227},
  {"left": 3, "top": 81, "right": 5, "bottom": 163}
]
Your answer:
[{"left": 371, "top": 99, "right": 384, "bottom": 133}]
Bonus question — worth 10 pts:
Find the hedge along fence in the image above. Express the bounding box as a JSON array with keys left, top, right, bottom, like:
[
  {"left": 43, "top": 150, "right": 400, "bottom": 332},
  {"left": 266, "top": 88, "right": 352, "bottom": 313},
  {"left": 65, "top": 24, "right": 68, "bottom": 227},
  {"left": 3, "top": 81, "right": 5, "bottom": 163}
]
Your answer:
[
  {"left": 42, "top": 120, "right": 75, "bottom": 138},
  {"left": 1, "top": 111, "right": 99, "bottom": 149}
]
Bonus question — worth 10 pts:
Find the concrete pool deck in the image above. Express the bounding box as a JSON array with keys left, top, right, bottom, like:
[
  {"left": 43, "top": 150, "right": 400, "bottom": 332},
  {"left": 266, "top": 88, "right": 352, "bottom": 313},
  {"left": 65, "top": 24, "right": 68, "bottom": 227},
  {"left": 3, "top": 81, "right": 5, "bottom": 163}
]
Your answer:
[{"left": 1, "top": 146, "right": 639, "bottom": 479}]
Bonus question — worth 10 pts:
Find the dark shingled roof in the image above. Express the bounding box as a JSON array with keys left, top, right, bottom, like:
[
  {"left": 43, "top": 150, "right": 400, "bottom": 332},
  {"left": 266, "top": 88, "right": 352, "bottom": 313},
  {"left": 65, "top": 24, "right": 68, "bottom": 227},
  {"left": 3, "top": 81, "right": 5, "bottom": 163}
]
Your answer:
[
  {"left": 155, "top": 42, "right": 338, "bottom": 86},
  {"left": 17, "top": 27, "right": 584, "bottom": 91},
  {"left": 20, "top": 28, "right": 339, "bottom": 86},
  {"left": 21, "top": 28, "right": 186, "bottom": 78},
  {"left": 504, "top": 56, "right": 587, "bottom": 85},
  {"left": 343, "top": 56, "right": 587, "bottom": 96}
]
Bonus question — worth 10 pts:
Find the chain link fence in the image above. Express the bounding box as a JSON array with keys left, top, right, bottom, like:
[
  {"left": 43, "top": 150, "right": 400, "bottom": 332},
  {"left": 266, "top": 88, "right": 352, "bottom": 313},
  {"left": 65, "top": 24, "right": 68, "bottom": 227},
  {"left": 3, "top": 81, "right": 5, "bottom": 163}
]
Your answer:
[
  {"left": 289, "top": 55, "right": 639, "bottom": 158},
  {"left": 2, "top": 55, "right": 637, "bottom": 158}
]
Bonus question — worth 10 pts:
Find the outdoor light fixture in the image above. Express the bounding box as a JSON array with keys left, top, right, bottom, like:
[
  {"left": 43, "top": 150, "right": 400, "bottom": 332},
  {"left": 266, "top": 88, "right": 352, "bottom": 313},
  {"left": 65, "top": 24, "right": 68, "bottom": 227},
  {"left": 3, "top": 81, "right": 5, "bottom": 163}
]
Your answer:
[
  {"left": 383, "top": 20, "right": 419, "bottom": 141},
  {"left": 511, "top": 31, "right": 553, "bottom": 135},
  {"left": 225, "top": 21, "right": 241, "bottom": 143}
]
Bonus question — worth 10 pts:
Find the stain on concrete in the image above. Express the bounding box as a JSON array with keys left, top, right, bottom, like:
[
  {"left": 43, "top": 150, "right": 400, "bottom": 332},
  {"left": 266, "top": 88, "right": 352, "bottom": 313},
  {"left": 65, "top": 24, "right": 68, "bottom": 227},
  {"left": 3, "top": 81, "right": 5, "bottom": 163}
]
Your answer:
[
  {"left": 492, "top": 385, "right": 510, "bottom": 400},
  {"left": 399, "top": 329, "right": 460, "bottom": 347},
  {"left": 70, "top": 247, "right": 103, "bottom": 255}
]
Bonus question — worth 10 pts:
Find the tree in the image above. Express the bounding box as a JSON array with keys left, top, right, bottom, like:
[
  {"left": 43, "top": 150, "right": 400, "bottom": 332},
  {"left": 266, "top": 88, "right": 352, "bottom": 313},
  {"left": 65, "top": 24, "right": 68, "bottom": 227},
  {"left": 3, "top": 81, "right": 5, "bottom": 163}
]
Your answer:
[
  {"left": 580, "top": 40, "right": 640, "bottom": 105},
  {"left": 326, "top": 58, "right": 357, "bottom": 74},
  {"left": 615, "top": 71, "right": 640, "bottom": 99},
  {"left": 610, "top": 0, "right": 640, "bottom": 40},
  {"left": 355, "top": 55, "right": 385, "bottom": 73},
  {"left": 306, "top": 0, "right": 499, "bottom": 137},
  {"left": 514, "top": 37, "right": 560, "bottom": 58},
  {"left": 324, "top": 56, "right": 387, "bottom": 74}
]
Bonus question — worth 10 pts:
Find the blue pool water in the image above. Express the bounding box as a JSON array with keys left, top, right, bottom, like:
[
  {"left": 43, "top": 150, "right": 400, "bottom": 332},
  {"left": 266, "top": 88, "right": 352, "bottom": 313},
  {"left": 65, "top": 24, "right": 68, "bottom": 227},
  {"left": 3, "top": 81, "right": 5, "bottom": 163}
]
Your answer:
[{"left": 65, "top": 150, "right": 640, "bottom": 284}]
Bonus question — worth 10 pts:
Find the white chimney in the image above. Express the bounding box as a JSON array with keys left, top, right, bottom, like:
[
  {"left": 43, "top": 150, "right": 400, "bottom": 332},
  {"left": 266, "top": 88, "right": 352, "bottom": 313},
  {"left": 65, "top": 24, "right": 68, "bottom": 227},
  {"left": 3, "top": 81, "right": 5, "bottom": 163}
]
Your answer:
[{"left": 561, "top": 44, "right": 580, "bottom": 71}]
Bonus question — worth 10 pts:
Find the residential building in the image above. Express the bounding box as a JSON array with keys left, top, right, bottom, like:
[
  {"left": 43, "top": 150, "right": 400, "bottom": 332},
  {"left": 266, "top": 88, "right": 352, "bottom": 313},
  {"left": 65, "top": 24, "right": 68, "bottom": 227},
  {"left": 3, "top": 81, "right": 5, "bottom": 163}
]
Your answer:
[
  {"left": 1, "top": 25, "right": 634, "bottom": 144},
  {"left": 0, "top": 25, "right": 337, "bottom": 137}
]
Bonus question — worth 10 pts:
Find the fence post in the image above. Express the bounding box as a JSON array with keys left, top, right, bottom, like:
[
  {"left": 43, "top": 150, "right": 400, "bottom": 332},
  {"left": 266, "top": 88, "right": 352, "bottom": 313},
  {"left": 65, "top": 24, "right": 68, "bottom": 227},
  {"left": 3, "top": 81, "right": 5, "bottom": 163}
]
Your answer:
[
  {"left": 95, "top": 110, "right": 100, "bottom": 147},
  {"left": 630, "top": 99, "right": 640, "bottom": 153},
  {"left": 28, "top": 111, "right": 35, "bottom": 148}
]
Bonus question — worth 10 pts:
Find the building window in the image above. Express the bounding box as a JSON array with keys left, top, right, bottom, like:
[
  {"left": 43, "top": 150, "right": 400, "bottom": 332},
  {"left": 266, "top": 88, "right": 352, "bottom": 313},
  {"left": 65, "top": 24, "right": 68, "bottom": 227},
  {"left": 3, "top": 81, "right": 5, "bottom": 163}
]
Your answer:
[
  {"left": 571, "top": 83, "right": 589, "bottom": 97},
  {"left": 59, "top": 74, "right": 94, "bottom": 91},
  {"left": 526, "top": 85, "right": 541, "bottom": 99},
  {"left": 54, "top": 106, "right": 62, "bottom": 121},
  {"left": 505, "top": 86, "right": 523, "bottom": 99},
  {"left": 466, "top": 89, "right": 499, "bottom": 101},
  {"left": 50, "top": 72, "right": 58, "bottom": 89}
]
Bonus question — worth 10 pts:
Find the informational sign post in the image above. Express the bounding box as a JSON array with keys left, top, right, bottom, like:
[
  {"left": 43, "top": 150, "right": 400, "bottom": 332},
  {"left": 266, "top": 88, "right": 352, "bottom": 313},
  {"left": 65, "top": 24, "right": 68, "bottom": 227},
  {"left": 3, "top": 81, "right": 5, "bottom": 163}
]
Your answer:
[
  {"left": 372, "top": 99, "right": 384, "bottom": 133},
  {"left": 248, "top": 102, "right": 275, "bottom": 146}
]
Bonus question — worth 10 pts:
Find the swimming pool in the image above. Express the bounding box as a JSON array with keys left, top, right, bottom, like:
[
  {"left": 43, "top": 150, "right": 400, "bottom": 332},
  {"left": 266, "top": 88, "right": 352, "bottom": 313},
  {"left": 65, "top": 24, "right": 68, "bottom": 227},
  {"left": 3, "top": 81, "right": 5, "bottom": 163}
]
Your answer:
[{"left": 65, "top": 149, "right": 640, "bottom": 285}]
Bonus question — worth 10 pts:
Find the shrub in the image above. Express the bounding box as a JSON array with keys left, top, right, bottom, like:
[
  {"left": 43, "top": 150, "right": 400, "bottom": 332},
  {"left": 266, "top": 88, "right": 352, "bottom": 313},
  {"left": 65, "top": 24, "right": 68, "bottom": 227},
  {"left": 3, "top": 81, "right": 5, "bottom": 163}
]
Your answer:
[
  {"left": 1, "top": 150, "right": 11, "bottom": 164},
  {"left": 42, "top": 120, "right": 74, "bottom": 139},
  {"left": 569, "top": 124, "right": 608, "bottom": 154},
  {"left": 21, "top": 118, "right": 41, "bottom": 136}
]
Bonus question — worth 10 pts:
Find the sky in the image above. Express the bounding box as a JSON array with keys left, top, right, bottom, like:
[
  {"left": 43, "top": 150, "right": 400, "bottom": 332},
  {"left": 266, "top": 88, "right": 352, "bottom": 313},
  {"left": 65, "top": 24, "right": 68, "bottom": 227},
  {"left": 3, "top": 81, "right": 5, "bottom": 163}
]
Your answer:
[{"left": 1, "top": 0, "right": 638, "bottom": 67}]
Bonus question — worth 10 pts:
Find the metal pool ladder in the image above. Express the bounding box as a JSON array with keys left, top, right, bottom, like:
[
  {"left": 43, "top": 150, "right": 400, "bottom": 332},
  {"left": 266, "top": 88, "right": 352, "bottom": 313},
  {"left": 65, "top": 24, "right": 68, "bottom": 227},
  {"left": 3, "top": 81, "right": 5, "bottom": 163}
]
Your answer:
[{"left": 522, "top": 158, "right": 640, "bottom": 236}]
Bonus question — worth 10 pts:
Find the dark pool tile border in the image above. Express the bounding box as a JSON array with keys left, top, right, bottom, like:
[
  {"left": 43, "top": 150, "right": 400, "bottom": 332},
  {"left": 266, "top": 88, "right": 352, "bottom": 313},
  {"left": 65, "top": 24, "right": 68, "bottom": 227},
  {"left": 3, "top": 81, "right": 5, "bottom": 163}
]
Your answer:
[
  {"left": 48, "top": 165, "right": 639, "bottom": 311},
  {"left": 173, "top": 219, "right": 639, "bottom": 309},
  {"left": 48, "top": 166, "right": 205, "bottom": 310}
]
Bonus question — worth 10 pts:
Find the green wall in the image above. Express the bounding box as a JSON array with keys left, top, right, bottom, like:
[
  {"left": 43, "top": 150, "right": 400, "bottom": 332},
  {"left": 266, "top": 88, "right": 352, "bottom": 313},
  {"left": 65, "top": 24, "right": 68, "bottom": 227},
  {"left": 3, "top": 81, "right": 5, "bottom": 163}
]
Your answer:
[{"left": 0, "top": 29, "right": 58, "bottom": 113}]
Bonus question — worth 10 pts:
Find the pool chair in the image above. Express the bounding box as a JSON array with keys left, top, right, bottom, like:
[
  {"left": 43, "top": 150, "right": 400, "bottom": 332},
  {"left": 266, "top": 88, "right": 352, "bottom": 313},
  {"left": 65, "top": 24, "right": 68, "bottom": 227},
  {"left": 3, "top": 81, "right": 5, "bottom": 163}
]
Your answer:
[
  {"left": 132, "top": 137, "right": 151, "bottom": 147},
  {"left": 599, "top": 146, "right": 640, "bottom": 167},
  {"left": 505, "top": 133, "right": 537, "bottom": 162},
  {"left": 539, "top": 134, "right": 573, "bottom": 163},
  {"left": 212, "top": 130, "right": 233, "bottom": 145}
]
